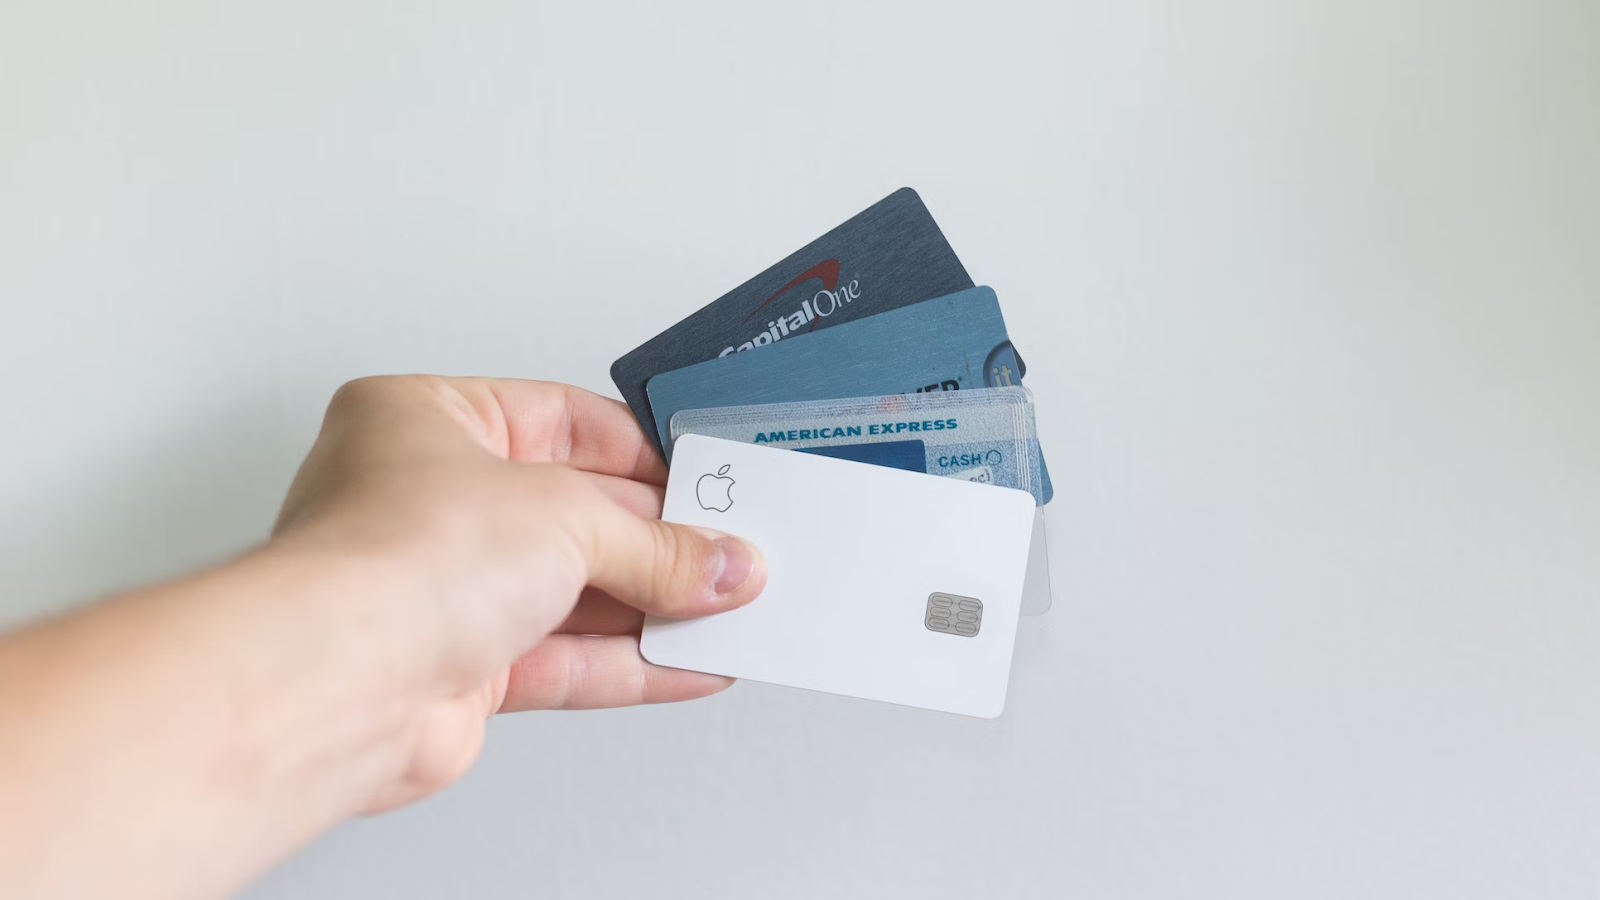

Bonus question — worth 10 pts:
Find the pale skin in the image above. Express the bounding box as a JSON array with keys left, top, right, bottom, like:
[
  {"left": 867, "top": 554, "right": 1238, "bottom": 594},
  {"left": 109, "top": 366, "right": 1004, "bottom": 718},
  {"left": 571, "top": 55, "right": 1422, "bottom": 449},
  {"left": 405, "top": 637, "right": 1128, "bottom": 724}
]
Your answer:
[{"left": 0, "top": 376, "right": 767, "bottom": 900}]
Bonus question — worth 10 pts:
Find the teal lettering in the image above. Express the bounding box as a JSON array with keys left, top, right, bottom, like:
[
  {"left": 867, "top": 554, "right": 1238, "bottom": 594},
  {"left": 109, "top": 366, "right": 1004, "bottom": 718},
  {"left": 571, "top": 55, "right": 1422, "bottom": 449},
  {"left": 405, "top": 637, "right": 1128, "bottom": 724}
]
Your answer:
[{"left": 847, "top": 425, "right": 862, "bottom": 437}]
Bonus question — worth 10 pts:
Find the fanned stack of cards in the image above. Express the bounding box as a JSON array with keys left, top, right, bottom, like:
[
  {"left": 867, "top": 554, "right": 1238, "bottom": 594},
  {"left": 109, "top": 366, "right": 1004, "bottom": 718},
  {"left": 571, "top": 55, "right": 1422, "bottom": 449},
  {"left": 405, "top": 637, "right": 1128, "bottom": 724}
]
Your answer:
[{"left": 609, "top": 189, "right": 1057, "bottom": 717}]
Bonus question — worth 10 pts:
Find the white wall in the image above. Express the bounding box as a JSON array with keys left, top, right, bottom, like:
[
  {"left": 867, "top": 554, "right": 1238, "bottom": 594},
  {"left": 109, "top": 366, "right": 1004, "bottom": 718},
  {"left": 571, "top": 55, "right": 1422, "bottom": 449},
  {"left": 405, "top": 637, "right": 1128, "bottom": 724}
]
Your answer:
[{"left": 2, "top": 2, "right": 1597, "bottom": 897}]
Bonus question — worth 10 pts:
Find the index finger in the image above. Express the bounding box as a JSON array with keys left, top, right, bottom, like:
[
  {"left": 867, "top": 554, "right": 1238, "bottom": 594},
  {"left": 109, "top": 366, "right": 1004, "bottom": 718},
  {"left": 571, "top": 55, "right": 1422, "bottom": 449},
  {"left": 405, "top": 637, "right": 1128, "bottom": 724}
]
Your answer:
[{"left": 478, "top": 379, "right": 668, "bottom": 485}]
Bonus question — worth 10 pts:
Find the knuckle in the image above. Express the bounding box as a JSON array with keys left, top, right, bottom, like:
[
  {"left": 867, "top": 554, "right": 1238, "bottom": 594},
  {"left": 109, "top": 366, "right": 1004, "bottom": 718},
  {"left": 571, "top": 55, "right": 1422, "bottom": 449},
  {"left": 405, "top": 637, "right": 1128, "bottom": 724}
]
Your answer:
[
  {"left": 327, "top": 375, "right": 391, "bottom": 410},
  {"left": 556, "top": 644, "right": 584, "bottom": 710},
  {"left": 325, "top": 375, "right": 416, "bottom": 423},
  {"left": 636, "top": 661, "right": 657, "bottom": 705},
  {"left": 649, "top": 523, "right": 713, "bottom": 611},
  {"left": 328, "top": 374, "right": 444, "bottom": 414}
]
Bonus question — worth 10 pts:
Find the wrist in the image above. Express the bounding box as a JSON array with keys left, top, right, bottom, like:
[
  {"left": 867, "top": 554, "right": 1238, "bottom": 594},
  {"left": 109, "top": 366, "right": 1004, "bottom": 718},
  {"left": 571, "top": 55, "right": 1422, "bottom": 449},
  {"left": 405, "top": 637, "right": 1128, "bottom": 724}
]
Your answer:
[
  {"left": 0, "top": 541, "right": 432, "bottom": 899},
  {"left": 216, "top": 539, "right": 434, "bottom": 821}
]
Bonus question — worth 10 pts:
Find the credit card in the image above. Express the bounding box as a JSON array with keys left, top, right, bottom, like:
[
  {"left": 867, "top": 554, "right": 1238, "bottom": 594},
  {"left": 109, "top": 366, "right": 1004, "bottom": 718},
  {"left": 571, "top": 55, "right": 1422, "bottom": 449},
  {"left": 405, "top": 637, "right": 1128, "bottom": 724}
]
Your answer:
[
  {"left": 646, "top": 286, "right": 1052, "bottom": 502},
  {"left": 670, "top": 389, "right": 1056, "bottom": 615},
  {"left": 668, "top": 387, "right": 1048, "bottom": 505},
  {"left": 643, "top": 434, "right": 1036, "bottom": 718},
  {"left": 610, "top": 188, "right": 975, "bottom": 459}
]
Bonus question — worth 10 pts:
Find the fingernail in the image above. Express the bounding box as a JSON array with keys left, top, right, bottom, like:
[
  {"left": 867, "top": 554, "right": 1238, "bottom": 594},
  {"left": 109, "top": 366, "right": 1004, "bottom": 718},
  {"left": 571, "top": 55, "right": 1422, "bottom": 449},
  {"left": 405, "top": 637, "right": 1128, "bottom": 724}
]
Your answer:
[{"left": 712, "top": 536, "right": 756, "bottom": 595}]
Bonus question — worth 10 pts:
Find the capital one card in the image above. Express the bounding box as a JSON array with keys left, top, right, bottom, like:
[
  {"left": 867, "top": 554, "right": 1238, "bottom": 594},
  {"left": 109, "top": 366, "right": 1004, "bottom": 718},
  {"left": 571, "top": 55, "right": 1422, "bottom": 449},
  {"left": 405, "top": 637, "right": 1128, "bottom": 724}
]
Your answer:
[
  {"left": 645, "top": 286, "right": 1052, "bottom": 502},
  {"left": 610, "top": 188, "right": 975, "bottom": 459}
]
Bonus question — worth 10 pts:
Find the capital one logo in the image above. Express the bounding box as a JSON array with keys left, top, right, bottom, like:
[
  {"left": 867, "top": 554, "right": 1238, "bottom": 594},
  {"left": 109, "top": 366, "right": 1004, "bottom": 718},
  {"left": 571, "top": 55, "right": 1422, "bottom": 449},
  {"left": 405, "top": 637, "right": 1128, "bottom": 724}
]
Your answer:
[{"left": 718, "top": 259, "right": 862, "bottom": 357}]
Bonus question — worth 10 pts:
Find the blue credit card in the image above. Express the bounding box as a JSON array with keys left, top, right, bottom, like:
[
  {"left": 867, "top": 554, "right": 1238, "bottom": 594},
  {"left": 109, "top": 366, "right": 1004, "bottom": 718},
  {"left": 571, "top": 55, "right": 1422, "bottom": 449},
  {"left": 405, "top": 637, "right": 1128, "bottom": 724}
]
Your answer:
[
  {"left": 796, "top": 439, "right": 926, "bottom": 472},
  {"left": 645, "top": 286, "right": 1052, "bottom": 502}
]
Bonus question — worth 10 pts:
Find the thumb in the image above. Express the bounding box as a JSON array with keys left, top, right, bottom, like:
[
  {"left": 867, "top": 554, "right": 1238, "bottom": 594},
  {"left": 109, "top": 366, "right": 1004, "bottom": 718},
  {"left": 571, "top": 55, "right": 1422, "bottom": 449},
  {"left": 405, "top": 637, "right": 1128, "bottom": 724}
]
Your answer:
[{"left": 577, "top": 500, "right": 767, "bottom": 619}]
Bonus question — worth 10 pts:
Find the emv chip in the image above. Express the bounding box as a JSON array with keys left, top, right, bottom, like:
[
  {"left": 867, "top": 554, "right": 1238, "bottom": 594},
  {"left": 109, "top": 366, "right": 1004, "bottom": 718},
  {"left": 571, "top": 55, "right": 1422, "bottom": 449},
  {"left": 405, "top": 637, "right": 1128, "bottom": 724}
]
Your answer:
[{"left": 925, "top": 593, "right": 983, "bottom": 637}]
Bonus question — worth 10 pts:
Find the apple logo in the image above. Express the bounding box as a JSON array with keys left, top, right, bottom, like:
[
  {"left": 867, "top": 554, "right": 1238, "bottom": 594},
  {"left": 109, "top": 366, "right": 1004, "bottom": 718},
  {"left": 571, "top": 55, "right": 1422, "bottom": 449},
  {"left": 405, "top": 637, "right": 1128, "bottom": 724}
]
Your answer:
[{"left": 696, "top": 464, "right": 735, "bottom": 512}]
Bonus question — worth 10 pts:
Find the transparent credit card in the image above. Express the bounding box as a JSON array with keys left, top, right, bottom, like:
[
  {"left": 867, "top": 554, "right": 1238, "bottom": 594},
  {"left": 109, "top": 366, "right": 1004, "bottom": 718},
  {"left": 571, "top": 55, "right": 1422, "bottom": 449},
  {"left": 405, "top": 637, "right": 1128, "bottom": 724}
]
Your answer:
[
  {"left": 669, "top": 387, "right": 1047, "bottom": 505},
  {"left": 669, "top": 387, "right": 1055, "bottom": 614}
]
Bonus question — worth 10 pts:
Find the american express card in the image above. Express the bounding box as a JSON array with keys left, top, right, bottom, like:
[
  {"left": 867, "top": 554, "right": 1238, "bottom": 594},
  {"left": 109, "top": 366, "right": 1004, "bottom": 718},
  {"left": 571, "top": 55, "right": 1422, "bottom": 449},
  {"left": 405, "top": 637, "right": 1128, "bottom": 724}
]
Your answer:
[{"left": 668, "top": 387, "right": 1047, "bottom": 506}]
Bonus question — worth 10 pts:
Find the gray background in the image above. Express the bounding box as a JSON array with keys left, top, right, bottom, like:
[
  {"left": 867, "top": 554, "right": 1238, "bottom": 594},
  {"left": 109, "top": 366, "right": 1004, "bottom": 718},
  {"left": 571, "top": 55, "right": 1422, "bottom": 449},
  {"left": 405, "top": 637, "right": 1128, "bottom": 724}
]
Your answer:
[{"left": 3, "top": 2, "right": 1597, "bottom": 898}]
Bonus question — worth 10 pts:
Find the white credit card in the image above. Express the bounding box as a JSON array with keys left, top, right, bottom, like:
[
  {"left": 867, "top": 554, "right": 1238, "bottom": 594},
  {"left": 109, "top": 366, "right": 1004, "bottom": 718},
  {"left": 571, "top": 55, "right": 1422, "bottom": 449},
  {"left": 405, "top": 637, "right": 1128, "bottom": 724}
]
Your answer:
[{"left": 640, "top": 434, "right": 1036, "bottom": 718}]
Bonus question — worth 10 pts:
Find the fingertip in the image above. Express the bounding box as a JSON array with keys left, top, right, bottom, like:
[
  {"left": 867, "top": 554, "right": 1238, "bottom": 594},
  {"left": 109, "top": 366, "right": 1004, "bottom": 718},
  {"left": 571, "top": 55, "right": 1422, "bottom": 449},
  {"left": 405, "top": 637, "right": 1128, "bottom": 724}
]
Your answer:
[
  {"left": 662, "top": 670, "right": 737, "bottom": 703},
  {"left": 593, "top": 519, "right": 767, "bottom": 621},
  {"left": 711, "top": 535, "right": 756, "bottom": 594},
  {"left": 694, "top": 530, "right": 766, "bottom": 610},
  {"left": 732, "top": 550, "right": 768, "bottom": 608}
]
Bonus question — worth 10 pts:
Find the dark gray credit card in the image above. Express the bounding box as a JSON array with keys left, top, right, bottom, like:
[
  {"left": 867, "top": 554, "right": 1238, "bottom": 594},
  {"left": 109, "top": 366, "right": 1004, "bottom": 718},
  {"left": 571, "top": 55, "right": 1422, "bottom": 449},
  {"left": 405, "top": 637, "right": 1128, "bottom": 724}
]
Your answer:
[{"left": 610, "top": 188, "right": 975, "bottom": 459}]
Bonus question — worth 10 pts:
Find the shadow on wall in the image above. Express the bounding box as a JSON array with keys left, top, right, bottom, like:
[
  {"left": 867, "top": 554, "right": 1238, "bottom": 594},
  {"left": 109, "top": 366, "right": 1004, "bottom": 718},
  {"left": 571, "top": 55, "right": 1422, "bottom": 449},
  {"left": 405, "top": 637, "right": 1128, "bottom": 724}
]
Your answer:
[{"left": 0, "top": 393, "right": 310, "bottom": 629}]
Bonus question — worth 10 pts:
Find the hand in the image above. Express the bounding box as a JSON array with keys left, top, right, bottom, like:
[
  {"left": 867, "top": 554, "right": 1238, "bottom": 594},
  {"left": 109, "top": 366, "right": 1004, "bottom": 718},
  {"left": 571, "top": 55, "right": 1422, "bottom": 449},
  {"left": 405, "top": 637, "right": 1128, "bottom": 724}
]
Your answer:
[
  {"left": 0, "top": 376, "right": 764, "bottom": 900},
  {"left": 271, "top": 376, "right": 767, "bottom": 812}
]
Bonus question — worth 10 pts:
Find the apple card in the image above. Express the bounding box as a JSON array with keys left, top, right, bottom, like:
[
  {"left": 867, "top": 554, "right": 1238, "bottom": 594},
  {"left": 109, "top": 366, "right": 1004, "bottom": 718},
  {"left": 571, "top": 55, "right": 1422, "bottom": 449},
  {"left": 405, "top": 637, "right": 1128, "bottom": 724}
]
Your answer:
[{"left": 640, "top": 434, "right": 1036, "bottom": 718}]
